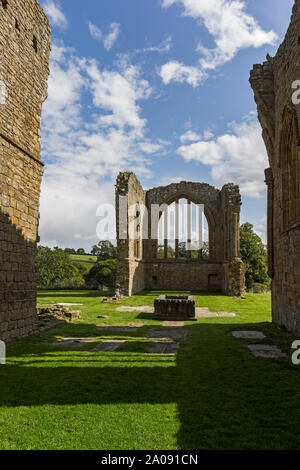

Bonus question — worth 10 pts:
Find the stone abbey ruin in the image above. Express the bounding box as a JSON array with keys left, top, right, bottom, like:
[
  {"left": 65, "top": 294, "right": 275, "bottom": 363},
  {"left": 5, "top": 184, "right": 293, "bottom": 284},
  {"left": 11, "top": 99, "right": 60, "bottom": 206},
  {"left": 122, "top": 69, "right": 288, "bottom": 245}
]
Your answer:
[
  {"left": 250, "top": 0, "right": 300, "bottom": 333},
  {"left": 115, "top": 173, "right": 246, "bottom": 297},
  {"left": 0, "top": 0, "right": 51, "bottom": 340},
  {"left": 0, "top": 0, "right": 300, "bottom": 340}
]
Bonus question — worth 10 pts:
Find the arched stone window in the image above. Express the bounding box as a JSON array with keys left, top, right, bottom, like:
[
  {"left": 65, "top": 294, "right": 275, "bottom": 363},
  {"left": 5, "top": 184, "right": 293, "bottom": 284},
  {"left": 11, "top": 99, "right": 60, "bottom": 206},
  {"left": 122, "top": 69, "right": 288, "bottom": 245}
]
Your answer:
[{"left": 280, "top": 107, "right": 300, "bottom": 228}]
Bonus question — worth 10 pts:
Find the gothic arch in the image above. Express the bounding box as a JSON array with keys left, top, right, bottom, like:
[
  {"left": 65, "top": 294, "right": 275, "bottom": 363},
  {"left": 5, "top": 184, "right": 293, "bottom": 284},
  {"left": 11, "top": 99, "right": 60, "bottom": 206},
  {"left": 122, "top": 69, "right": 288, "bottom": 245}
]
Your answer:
[{"left": 280, "top": 105, "right": 300, "bottom": 228}]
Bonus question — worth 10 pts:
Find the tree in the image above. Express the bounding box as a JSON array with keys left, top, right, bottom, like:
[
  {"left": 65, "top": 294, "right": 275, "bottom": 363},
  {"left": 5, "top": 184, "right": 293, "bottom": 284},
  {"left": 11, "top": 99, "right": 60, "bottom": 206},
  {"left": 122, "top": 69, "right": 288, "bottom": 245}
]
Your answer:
[
  {"left": 91, "top": 245, "right": 100, "bottom": 256},
  {"left": 96, "top": 241, "right": 117, "bottom": 261},
  {"left": 76, "top": 248, "right": 86, "bottom": 255},
  {"left": 36, "top": 246, "right": 78, "bottom": 287},
  {"left": 85, "top": 259, "right": 117, "bottom": 289},
  {"left": 240, "top": 223, "right": 269, "bottom": 289},
  {"left": 64, "top": 248, "right": 76, "bottom": 255}
]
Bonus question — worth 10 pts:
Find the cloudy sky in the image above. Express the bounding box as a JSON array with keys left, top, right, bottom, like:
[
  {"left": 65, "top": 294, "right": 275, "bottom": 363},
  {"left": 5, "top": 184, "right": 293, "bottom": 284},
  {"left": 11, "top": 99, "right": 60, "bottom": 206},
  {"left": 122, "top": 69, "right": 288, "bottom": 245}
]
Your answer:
[{"left": 39, "top": 0, "right": 294, "bottom": 251}]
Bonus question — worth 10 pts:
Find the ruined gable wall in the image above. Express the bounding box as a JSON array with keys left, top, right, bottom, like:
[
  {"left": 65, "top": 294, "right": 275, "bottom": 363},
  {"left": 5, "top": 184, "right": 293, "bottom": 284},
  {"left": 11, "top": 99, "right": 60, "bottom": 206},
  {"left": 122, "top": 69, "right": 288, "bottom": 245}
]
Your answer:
[
  {"left": 0, "top": 0, "right": 51, "bottom": 340},
  {"left": 250, "top": 0, "right": 300, "bottom": 332},
  {"left": 115, "top": 172, "right": 146, "bottom": 296},
  {"left": 116, "top": 174, "right": 245, "bottom": 297}
]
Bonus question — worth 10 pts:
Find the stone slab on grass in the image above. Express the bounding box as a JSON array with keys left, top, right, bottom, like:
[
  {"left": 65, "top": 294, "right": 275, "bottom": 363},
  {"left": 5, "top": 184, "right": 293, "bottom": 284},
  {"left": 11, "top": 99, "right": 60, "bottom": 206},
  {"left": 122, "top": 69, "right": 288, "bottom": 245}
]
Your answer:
[
  {"left": 162, "top": 321, "right": 185, "bottom": 327},
  {"left": 116, "top": 306, "right": 154, "bottom": 313},
  {"left": 147, "top": 328, "right": 189, "bottom": 342},
  {"left": 248, "top": 344, "right": 287, "bottom": 359},
  {"left": 232, "top": 330, "right": 266, "bottom": 339},
  {"left": 149, "top": 342, "right": 179, "bottom": 355},
  {"left": 93, "top": 340, "right": 126, "bottom": 352},
  {"left": 52, "top": 337, "right": 97, "bottom": 348},
  {"left": 196, "top": 307, "right": 236, "bottom": 318}
]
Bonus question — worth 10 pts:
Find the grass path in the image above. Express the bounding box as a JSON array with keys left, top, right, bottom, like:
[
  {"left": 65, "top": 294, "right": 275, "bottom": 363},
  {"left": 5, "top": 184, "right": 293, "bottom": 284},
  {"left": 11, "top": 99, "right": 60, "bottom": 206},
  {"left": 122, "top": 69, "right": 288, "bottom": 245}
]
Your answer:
[{"left": 0, "top": 290, "right": 299, "bottom": 450}]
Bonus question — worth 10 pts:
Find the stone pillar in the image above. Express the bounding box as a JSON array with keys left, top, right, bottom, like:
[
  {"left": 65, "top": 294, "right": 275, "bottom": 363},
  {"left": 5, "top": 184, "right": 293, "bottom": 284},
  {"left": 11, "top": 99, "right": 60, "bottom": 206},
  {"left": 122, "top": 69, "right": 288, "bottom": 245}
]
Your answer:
[
  {"left": 232, "top": 212, "right": 239, "bottom": 259},
  {"left": 187, "top": 199, "right": 192, "bottom": 257},
  {"left": 198, "top": 203, "right": 203, "bottom": 259},
  {"left": 265, "top": 168, "right": 274, "bottom": 278},
  {"left": 175, "top": 199, "right": 179, "bottom": 258},
  {"left": 164, "top": 207, "right": 168, "bottom": 259}
]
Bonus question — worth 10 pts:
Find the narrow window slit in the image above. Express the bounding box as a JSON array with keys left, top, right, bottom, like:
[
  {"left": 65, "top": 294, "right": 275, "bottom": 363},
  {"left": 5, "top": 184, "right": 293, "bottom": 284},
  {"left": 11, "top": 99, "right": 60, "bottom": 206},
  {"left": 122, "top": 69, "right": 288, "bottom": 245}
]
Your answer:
[{"left": 33, "top": 35, "right": 38, "bottom": 52}]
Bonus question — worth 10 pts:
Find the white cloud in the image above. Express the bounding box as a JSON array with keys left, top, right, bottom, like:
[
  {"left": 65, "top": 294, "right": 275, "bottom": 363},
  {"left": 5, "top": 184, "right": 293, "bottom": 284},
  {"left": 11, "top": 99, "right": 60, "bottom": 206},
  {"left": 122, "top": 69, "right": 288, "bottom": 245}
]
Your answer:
[
  {"left": 43, "top": 0, "right": 68, "bottom": 29},
  {"left": 180, "top": 129, "right": 213, "bottom": 143},
  {"left": 104, "top": 23, "right": 121, "bottom": 51},
  {"left": 136, "top": 36, "right": 173, "bottom": 54},
  {"left": 88, "top": 23, "right": 102, "bottom": 42},
  {"left": 160, "top": 0, "right": 278, "bottom": 86},
  {"left": 89, "top": 22, "right": 121, "bottom": 51},
  {"left": 177, "top": 116, "right": 268, "bottom": 199},
  {"left": 40, "top": 43, "right": 162, "bottom": 250},
  {"left": 160, "top": 61, "right": 206, "bottom": 87},
  {"left": 255, "top": 216, "right": 267, "bottom": 245}
]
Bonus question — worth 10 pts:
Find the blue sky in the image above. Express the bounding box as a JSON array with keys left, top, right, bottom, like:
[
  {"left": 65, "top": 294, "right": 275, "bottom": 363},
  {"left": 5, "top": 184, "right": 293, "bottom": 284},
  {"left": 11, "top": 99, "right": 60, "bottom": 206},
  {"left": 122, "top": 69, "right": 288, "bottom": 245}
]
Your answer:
[{"left": 39, "top": 0, "right": 294, "bottom": 250}]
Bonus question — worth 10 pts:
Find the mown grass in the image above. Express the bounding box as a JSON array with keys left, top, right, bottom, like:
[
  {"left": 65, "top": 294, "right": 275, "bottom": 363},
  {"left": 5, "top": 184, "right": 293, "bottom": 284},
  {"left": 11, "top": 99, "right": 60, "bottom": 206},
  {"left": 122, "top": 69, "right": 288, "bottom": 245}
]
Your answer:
[
  {"left": 0, "top": 290, "right": 299, "bottom": 450},
  {"left": 69, "top": 255, "right": 97, "bottom": 263}
]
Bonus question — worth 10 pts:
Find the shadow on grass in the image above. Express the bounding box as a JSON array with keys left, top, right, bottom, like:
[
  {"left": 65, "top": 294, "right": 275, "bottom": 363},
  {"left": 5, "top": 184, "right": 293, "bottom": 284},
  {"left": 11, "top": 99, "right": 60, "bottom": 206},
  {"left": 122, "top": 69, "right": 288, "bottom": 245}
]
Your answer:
[
  {"left": 1, "top": 320, "right": 300, "bottom": 449},
  {"left": 37, "top": 291, "right": 101, "bottom": 299}
]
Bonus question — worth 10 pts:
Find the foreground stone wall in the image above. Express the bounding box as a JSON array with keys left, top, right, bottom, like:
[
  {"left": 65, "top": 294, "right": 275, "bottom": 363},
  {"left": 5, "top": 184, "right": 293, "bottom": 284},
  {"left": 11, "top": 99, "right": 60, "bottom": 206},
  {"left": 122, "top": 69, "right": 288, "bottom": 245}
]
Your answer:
[
  {"left": 250, "top": 0, "right": 300, "bottom": 333},
  {"left": 116, "top": 173, "right": 245, "bottom": 297},
  {"left": 0, "top": 0, "right": 51, "bottom": 340}
]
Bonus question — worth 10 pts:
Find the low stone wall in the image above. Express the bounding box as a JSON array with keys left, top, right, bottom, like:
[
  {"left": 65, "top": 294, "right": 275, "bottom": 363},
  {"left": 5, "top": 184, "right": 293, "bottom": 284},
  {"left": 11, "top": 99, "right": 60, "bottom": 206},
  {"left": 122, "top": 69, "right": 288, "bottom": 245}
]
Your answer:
[
  {"left": 37, "top": 305, "right": 81, "bottom": 321},
  {"left": 145, "top": 260, "right": 223, "bottom": 291}
]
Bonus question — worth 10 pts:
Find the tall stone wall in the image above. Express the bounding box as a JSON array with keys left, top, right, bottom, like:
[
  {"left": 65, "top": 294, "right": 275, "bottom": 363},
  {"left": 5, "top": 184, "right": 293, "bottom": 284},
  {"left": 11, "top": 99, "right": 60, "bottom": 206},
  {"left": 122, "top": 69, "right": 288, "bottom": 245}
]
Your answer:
[
  {"left": 115, "top": 172, "right": 146, "bottom": 296},
  {"left": 116, "top": 173, "right": 245, "bottom": 297},
  {"left": 250, "top": 0, "right": 300, "bottom": 333},
  {"left": 0, "top": 0, "right": 51, "bottom": 341}
]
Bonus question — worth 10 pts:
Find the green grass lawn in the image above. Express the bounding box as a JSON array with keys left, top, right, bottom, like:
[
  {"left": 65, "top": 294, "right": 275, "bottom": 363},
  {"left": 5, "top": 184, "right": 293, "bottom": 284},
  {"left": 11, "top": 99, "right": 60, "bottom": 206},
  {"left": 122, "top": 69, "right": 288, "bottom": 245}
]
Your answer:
[
  {"left": 1, "top": 290, "right": 300, "bottom": 450},
  {"left": 69, "top": 255, "right": 97, "bottom": 263}
]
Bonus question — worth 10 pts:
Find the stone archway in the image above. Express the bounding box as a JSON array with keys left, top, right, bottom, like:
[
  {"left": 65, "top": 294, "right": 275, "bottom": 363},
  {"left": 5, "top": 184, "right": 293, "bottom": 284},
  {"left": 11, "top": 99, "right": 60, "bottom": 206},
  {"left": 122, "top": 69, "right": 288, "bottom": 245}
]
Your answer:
[{"left": 115, "top": 173, "right": 245, "bottom": 297}]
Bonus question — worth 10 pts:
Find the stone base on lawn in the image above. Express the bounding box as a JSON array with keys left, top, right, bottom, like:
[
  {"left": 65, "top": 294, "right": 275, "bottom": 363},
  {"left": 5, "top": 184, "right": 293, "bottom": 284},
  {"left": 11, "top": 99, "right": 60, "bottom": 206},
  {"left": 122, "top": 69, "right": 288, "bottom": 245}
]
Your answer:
[{"left": 154, "top": 295, "right": 197, "bottom": 321}]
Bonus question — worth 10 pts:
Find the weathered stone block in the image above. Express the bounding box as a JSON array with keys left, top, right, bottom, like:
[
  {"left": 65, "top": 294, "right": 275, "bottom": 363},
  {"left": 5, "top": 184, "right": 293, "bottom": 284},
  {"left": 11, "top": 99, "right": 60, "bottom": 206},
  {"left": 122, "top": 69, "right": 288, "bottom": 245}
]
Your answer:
[{"left": 154, "top": 295, "right": 196, "bottom": 321}]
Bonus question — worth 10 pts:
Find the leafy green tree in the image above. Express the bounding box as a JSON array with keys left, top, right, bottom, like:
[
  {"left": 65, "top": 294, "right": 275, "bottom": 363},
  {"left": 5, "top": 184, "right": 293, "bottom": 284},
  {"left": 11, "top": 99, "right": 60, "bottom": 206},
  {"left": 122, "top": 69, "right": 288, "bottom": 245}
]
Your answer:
[
  {"left": 202, "top": 241, "right": 209, "bottom": 259},
  {"left": 76, "top": 248, "right": 86, "bottom": 255},
  {"left": 157, "top": 245, "right": 175, "bottom": 258},
  {"left": 64, "top": 248, "right": 76, "bottom": 254},
  {"left": 36, "top": 246, "right": 78, "bottom": 287},
  {"left": 240, "top": 223, "right": 269, "bottom": 289},
  {"left": 85, "top": 259, "right": 117, "bottom": 289},
  {"left": 91, "top": 245, "right": 100, "bottom": 256},
  {"left": 96, "top": 241, "right": 117, "bottom": 261}
]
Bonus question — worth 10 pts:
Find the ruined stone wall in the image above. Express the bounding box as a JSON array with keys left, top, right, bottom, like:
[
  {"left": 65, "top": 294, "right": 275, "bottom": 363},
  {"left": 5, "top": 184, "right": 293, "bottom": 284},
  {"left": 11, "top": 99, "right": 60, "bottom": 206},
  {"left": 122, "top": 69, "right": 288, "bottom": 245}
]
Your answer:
[
  {"left": 250, "top": 0, "right": 300, "bottom": 333},
  {"left": 116, "top": 173, "right": 245, "bottom": 297},
  {"left": 0, "top": 0, "right": 51, "bottom": 340},
  {"left": 115, "top": 172, "right": 146, "bottom": 296},
  {"left": 144, "top": 260, "right": 223, "bottom": 291}
]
